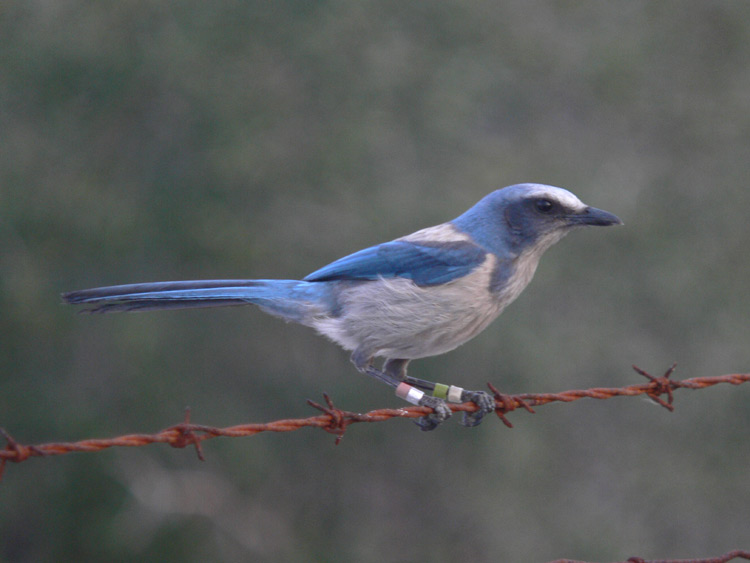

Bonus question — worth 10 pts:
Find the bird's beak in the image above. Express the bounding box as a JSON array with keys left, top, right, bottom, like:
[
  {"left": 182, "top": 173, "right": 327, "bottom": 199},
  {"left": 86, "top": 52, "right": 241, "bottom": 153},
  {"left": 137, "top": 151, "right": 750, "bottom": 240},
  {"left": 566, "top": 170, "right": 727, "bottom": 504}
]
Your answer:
[{"left": 568, "top": 206, "right": 623, "bottom": 227}]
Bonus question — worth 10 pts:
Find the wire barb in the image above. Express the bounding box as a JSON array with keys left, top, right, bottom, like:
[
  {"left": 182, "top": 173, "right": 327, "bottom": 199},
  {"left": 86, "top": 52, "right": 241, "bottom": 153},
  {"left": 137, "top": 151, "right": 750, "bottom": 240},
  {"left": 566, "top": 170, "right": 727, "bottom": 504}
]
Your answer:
[
  {"left": 166, "top": 408, "right": 206, "bottom": 461},
  {"left": 632, "top": 362, "right": 677, "bottom": 411},
  {"left": 486, "top": 382, "right": 536, "bottom": 427},
  {"left": 0, "top": 428, "right": 46, "bottom": 480},
  {"left": 307, "top": 393, "right": 352, "bottom": 444}
]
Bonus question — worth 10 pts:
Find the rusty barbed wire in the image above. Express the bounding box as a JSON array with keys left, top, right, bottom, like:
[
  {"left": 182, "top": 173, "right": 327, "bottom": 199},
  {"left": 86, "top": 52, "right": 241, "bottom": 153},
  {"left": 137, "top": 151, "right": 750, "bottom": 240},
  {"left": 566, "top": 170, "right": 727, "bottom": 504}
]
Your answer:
[
  {"left": 1, "top": 365, "right": 749, "bottom": 480},
  {"left": 548, "top": 549, "right": 750, "bottom": 563}
]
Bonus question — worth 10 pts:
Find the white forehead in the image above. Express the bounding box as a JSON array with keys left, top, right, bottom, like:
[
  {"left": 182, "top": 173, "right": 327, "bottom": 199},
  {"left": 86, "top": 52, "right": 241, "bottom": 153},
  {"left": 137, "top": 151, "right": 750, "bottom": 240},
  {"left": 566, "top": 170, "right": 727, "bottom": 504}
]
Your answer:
[{"left": 522, "top": 183, "right": 586, "bottom": 211}]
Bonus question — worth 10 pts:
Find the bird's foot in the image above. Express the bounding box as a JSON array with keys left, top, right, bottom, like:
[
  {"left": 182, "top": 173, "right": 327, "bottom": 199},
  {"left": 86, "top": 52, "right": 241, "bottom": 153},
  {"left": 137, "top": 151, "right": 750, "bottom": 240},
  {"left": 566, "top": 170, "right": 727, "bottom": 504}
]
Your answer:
[
  {"left": 414, "top": 395, "right": 452, "bottom": 431},
  {"left": 459, "top": 390, "right": 496, "bottom": 427}
]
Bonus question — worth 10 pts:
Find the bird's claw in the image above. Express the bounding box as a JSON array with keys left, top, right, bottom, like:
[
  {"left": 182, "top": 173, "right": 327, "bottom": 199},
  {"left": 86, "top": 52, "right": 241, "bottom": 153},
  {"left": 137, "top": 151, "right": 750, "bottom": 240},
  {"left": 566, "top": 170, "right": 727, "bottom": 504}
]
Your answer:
[
  {"left": 459, "top": 390, "right": 496, "bottom": 427},
  {"left": 415, "top": 396, "right": 452, "bottom": 431}
]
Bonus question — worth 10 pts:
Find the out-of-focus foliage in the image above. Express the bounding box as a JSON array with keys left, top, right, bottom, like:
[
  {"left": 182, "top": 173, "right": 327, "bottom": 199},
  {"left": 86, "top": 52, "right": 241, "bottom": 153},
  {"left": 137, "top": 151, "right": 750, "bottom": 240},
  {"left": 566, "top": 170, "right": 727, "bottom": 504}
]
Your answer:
[{"left": 2, "top": 2, "right": 750, "bottom": 561}]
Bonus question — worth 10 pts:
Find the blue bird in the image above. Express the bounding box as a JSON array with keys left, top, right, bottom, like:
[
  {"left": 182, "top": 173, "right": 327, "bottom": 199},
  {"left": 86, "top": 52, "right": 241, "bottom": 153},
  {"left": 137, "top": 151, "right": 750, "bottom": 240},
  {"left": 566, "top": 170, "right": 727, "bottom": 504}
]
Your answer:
[{"left": 63, "top": 183, "right": 622, "bottom": 430}]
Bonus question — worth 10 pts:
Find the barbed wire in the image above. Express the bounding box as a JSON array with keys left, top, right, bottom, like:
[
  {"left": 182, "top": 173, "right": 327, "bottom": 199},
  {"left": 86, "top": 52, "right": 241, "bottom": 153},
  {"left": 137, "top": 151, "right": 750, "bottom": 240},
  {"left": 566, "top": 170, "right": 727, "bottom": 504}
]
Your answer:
[
  {"left": 548, "top": 549, "right": 750, "bottom": 563},
  {"left": 1, "top": 365, "right": 748, "bottom": 562},
  {"left": 1, "top": 365, "right": 748, "bottom": 481}
]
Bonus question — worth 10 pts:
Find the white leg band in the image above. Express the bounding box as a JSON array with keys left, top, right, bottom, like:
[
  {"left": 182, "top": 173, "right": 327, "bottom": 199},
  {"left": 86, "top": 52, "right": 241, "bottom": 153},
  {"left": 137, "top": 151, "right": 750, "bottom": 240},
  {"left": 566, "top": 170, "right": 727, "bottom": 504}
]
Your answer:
[
  {"left": 396, "top": 382, "right": 425, "bottom": 406},
  {"left": 447, "top": 385, "right": 464, "bottom": 403}
]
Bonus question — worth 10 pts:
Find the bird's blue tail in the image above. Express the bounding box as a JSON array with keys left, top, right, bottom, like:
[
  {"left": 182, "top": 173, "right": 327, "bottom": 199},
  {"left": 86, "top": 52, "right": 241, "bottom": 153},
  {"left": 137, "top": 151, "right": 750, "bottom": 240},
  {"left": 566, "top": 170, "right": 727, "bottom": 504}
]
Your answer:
[{"left": 62, "top": 279, "right": 333, "bottom": 323}]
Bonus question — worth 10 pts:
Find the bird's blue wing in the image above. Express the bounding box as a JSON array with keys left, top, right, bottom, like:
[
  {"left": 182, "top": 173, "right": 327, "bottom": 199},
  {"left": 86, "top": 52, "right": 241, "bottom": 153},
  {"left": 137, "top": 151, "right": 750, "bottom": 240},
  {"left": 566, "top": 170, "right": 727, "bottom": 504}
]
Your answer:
[{"left": 303, "top": 240, "right": 487, "bottom": 286}]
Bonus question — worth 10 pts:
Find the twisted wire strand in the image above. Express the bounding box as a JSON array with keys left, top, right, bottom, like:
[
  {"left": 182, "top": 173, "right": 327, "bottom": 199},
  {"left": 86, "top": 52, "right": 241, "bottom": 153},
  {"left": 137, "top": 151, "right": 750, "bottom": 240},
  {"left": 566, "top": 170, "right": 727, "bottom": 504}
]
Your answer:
[
  {"left": 2, "top": 367, "right": 748, "bottom": 563},
  {"left": 1, "top": 367, "right": 748, "bottom": 475}
]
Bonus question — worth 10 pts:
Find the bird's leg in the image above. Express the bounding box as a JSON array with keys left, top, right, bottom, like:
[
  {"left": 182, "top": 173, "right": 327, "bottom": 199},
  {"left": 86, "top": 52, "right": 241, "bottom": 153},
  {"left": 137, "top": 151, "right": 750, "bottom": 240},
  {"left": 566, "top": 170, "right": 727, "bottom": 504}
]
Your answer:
[
  {"left": 350, "top": 352, "right": 451, "bottom": 431},
  {"left": 404, "top": 375, "right": 496, "bottom": 428},
  {"left": 350, "top": 350, "right": 401, "bottom": 388},
  {"left": 384, "top": 359, "right": 453, "bottom": 431}
]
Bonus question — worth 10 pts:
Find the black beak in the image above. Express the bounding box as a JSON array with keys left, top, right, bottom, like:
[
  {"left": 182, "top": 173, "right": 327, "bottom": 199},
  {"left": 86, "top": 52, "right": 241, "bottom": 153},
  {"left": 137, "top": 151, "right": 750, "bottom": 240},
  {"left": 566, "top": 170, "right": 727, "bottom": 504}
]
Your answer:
[{"left": 568, "top": 206, "right": 623, "bottom": 227}]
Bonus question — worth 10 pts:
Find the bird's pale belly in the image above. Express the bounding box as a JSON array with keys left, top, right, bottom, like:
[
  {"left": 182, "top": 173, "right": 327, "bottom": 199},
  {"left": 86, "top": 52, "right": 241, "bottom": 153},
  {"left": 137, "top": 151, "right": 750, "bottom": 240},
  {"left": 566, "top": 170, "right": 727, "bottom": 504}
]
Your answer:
[{"left": 312, "top": 256, "right": 508, "bottom": 359}]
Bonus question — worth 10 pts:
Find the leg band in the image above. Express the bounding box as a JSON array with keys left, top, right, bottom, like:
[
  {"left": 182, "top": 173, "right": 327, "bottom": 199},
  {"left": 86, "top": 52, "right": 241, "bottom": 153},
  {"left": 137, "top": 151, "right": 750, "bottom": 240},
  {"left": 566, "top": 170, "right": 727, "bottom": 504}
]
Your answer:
[
  {"left": 447, "top": 385, "right": 464, "bottom": 403},
  {"left": 432, "top": 383, "right": 449, "bottom": 399},
  {"left": 395, "top": 382, "right": 425, "bottom": 406}
]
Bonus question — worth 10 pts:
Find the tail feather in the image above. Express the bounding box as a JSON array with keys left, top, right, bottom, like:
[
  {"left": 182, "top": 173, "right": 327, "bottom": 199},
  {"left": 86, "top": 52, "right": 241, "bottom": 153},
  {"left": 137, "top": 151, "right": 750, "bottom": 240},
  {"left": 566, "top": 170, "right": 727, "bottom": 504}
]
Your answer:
[{"left": 62, "top": 279, "right": 324, "bottom": 319}]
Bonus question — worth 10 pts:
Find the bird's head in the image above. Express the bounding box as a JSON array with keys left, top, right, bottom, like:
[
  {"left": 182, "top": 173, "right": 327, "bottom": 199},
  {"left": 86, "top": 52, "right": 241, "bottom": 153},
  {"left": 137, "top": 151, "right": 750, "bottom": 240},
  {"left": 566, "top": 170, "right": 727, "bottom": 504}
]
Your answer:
[{"left": 452, "top": 183, "right": 622, "bottom": 256}]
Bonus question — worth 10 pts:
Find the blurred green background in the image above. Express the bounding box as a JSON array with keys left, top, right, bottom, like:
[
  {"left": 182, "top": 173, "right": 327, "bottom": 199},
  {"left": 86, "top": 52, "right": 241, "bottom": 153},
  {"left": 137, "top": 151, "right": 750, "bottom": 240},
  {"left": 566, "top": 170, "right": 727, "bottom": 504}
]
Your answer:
[{"left": 2, "top": 2, "right": 750, "bottom": 561}]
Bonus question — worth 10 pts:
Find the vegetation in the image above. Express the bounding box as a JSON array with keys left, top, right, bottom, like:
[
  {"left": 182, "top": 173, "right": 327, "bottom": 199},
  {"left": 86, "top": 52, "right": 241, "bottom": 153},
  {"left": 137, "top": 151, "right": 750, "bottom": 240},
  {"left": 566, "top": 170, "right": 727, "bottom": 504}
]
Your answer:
[{"left": 2, "top": 2, "right": 749, "bottom": 561}]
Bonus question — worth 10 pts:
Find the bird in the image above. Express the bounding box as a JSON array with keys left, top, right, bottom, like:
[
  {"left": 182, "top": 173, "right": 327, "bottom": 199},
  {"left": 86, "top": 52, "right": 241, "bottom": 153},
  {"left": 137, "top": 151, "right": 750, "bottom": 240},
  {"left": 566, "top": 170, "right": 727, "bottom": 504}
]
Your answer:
[{"left": 63, "top": 183, "right": 622, "bottom": 430}]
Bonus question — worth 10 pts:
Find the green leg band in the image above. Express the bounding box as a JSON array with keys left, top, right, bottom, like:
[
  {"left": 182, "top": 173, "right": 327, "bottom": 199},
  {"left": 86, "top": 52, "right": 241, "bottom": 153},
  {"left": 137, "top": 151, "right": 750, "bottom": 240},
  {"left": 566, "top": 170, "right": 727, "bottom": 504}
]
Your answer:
[{"left": 432, "top": 383, "right": 450, "bottom": 399}]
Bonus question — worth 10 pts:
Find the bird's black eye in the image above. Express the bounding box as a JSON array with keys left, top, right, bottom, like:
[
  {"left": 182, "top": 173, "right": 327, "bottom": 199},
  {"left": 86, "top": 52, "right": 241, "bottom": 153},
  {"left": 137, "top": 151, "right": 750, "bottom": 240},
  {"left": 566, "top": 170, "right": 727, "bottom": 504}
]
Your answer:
[{"left": 535, "top": 199, "right": 554, "bottom": 214}]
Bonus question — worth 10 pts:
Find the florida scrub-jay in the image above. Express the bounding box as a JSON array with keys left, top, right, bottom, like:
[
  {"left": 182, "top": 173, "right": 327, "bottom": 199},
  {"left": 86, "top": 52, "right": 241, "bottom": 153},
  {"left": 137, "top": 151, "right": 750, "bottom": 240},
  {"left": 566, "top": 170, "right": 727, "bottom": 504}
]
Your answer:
[{"left": 63, "top": 183, "right": 622, "bottom": 430}]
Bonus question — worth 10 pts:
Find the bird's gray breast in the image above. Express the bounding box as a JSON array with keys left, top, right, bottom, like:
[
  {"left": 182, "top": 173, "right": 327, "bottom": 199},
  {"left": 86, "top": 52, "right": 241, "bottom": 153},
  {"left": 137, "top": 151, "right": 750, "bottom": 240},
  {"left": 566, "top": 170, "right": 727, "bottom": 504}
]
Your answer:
[{"left": 312, "top": 254, "right": 507, "bottom": 359}]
